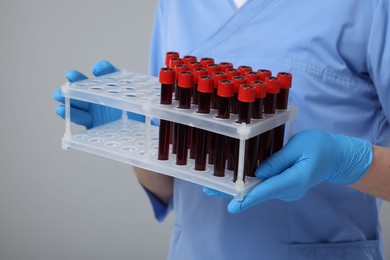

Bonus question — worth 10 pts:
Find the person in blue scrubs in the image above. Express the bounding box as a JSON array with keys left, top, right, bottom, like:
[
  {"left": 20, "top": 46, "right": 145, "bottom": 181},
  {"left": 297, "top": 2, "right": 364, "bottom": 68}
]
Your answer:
[{"left": 54, "top": 1, "right": 390, "bottom": 259}]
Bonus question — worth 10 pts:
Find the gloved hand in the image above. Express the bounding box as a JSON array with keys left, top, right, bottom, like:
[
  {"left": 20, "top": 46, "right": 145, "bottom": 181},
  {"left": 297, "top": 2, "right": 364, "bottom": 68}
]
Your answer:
[
  {"left": 53, "top": 60, "right": 145, "bottom": 128},
  {"left": 205, "top": 130, "right": 373, "bottom": 214}
]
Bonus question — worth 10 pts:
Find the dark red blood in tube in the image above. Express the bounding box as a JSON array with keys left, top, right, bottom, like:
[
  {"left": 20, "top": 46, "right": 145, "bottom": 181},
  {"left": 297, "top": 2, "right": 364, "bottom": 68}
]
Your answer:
[
  {"left": 183, "top": 55, "right": 197, "bottom": 65},
  {"left": 251, "top": 80, "right": 266, "bottom": 119},
  {"left": 244, "top": 136, "right": 260, "bottom": 177},
  {"left": 174, "top": 65, "right": 190, "bottom": 100},
  {"left": 213, "top": 134, "right": 228, "bottom": 177},
  {"left": 238, "top": 65, "right": 253, "bottom": 76},
  {"left": 197, "top": 75, "right": 214, "bottom": 114},
  {"left": 231, "top": 76, "right": 247, "bottom": 114},
  {"left": 257, "top": 69, "right": 272, "bottom": 81},
  {"left": 158, "top": 67, "right": 175, "bottom": 160},
  {"left": 226, "top": 68, "right": 240, "bottom": 80},
  {"left": 273, "top": 72, "right": 292, "bottom": 153},
  {"left": 200, "top": 57, "right": 215, "bottom": 68},
  {"left": 237, "top": 84, "right": 255, "bottom": 124},
  {"left": 219, "top": 62, "right": 233, "bottom": 72},
  {"left": 194, "top": 75, "right": 213, "bottom": 170},
  {"left": 213, "top": 79, "right": 234, "bottom": 177},
  {"left": 211, "top": 72, "right": 226, "bottom": 109},
  {"left": 165, "top": 52, "right": 179, "bottom": 67},
  {"left": 159, "top": 67, "right": 175, "bottom": 104},
  {"left": 192, "top": 68, "right": 208, "bottom": 105},
  {"left": 259, "top": 77, "right": 280, "bottom": 162},
  {"left": 176, "top": 72, "right": 194, "bottom": 165},
  {"left": 217, "top": 79, "right": 234, "bottom": 119}
]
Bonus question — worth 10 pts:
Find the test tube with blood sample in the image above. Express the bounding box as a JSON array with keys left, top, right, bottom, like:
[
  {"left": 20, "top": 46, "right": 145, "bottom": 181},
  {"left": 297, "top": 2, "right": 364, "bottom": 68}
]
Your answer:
[
  {"left": 235, "top": 84, "right": 255, "bottom": 181},
  {"left": 226, "top": 68, "right": 241, "bottom": 80},
  {"left": 259, "top": 76, "right": 280, "bottom": 162},
  {"left": 238, "top": 65, "right": 253, "bottom": 76},
  {"left": 213, "top": 79, "right": 234, "bottom": 177},
  {"left": 272, "top": 72, "right": 292, "bottom": 153},
  {"left": 165, "top": 52, "right": 179, "bottom": 67},
  {"left": 182, "top": 55, "right": 197, "bottom": 65},
  {"left": 194, "top": 75, "right": 214, "bottom": 171},
  {"left": 176, "top": 71, "right": 194, "bottom": 165},
  {"left": 158, "top": 68, "right": 175, "bottom": 160}
]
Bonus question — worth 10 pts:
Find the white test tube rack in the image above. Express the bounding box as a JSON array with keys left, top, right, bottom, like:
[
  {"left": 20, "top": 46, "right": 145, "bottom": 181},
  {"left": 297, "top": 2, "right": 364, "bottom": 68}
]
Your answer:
[{"left": 61, "top": 69, "right": 297, "bottom": 201}]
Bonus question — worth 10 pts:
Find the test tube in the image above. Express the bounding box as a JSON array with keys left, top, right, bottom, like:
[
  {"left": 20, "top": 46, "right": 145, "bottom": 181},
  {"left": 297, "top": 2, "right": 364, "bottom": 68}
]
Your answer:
[
  {"left": 189, "top": 68, "right": 208, "bottom": 160},
  {"left": 236, "top": 84, "right": 255, "bottom": 181},
  {"left": 165, "top": 52, "right": 179, "bottom": 67},
  {"left": 238, "top": 65, "right": 253, "bottom": 76},
  {"left": 206, "top": 63, "right": 221, "bottom": 76},
  {"left": 200, "top": 57, "right": 215, "bottom": 68},
  {"left": 251, "top": 80, "right": 266, "bottom": 119},
  {"left": 176, "top": 71, "right": 194, "bottom": 165},
  {"left": 158, "top": 68, "right": 175, "bottom": 160},
  {"left": 259, "top": 76, "right": 280, "bottom": 162},
  {"left": 273, "top": 72, "right": 292, "bottom": 153},
  {"left": 171, "top": 64, "right": 189, "bottom": 154},
  {"left": 219, "top": 62, "right": 233, "bottom": 72},
  {"left": 231, "top": 76, "right": 247, "bottom": 114},
  {"left": 194, "top": 75, "right": 214, "bottom": 171},
  {"left": 213, "top": 79, "right": 234, "bottom": 177},
  {"left": 192, "top": 67, "right": 208, "bottom": 105},
  {"left": 244, "top": 81, "right": 266, "bottom": 176},
  {"left": 211, "top": 71, "right": 226, "bottom": 109}
]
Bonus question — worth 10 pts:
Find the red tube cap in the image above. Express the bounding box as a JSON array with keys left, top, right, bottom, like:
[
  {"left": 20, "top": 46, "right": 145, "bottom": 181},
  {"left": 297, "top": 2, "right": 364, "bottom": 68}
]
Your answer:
[
  {"left": 183, "top": 55, "right": 197, "bottom": 65},
  {"left": 257, "top": 69, "right": 272, "bottom": 81},
  {"left": 178, "top": 71, "right": 194, "bottom": 88},
  {"left": 165, "top": 52, "right": 179, "bottom": 67},
  {"left": 245, "top": 71, "right": 260, "bottom": 83},
  {"left": 238, "top": 65, "right": 253, "bottom": 76},
  {"left": 169, "top": 58, "right": 184, "bottom": 69},
  {"left": 159, "top": 67, "right": 175, "bottom": 84},
  {"left": 226, "top": 68, "right": 241, "bottom": 80},
  {"left": 252, "top": 81, "right": 266, "bottom": 98},
  {"left": 265, "top": 76, "right": 280, "bottom": 94},
  {"left": 200, "top": 57, "right": 215, "bottom": 68},
  {"left": 277, "top": 72, "right": 292, "bottom": 89},
  {"left": 219, "top": 62, "right": 233, "bottom": 72},
  {"left": 217, "top": 79, "right": 234, "bottom": 97},
  {"left": 238, "top": 84, "right": 255, "bottom": 103},
  {"left": 188, "top": 61, "right": 202, "bottom": 71},
  {"left": 197, "top": 75, "right": 214, "bottom": 93},
  {"left": 175, "top": 65, "right": 190, "bottom": 79},
  {"left": 193, "top": 68, "right": 208, "bottom": 84},
  {"left": 232, "top": 75, "right": 247, "bottom": 92},
  {"left": 206, "top": 63, "right": 221, "bottom": 75},
  {"left": 212, "top": 72, "right": 227, "bottom": 88}
]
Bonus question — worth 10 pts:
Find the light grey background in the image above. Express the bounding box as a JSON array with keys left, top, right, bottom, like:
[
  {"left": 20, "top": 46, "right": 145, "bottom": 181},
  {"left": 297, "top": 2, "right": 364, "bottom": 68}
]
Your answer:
[{"left": 0, "top": 1, "right": 389, "bottom": 260}]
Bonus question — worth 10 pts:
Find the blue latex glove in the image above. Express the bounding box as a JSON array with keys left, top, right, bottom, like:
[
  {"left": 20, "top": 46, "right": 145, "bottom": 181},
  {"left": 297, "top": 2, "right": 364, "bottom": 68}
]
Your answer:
[
  {"left": 53, "top": 60, "right": 145, "bottom": 128},
  {"left": 205, "top": 130, "right": 373, "bottom": 214}
]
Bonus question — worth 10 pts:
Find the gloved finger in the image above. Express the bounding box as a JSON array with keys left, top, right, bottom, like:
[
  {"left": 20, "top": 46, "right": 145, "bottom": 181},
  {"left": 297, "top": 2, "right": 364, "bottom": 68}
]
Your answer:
[
  {"left": 203, "top": 187, "right": 232, "bottom": 199},
  {"left": 228, "top": 166, "right": 304, "bottom": 214},
  {"left": 55, "top": 105, "right": 93, "bottom": 128},
  {"left": 53, "top": 89, "right": 90, "bottom": 110},
  {"left": 255, "top": 141, "right": 302, "bottom": 180},
  {"left": 66, "top": 70, "right": 88, "bottom": 83},
  {"left": 92, "top": 60, "right": 119, "bottom": 77}
]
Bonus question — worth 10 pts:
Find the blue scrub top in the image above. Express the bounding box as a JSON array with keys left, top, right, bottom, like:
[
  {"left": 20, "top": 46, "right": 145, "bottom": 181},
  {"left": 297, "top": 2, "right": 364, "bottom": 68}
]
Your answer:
[{"left": 147, "top": 0, "right": 390, "bottom": 259}]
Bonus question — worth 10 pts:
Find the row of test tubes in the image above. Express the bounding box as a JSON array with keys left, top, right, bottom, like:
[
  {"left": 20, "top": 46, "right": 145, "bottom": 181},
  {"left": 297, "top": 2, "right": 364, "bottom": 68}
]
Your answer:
[{"left": 157, "top": 52, "right": 292, "bottom": 181}]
